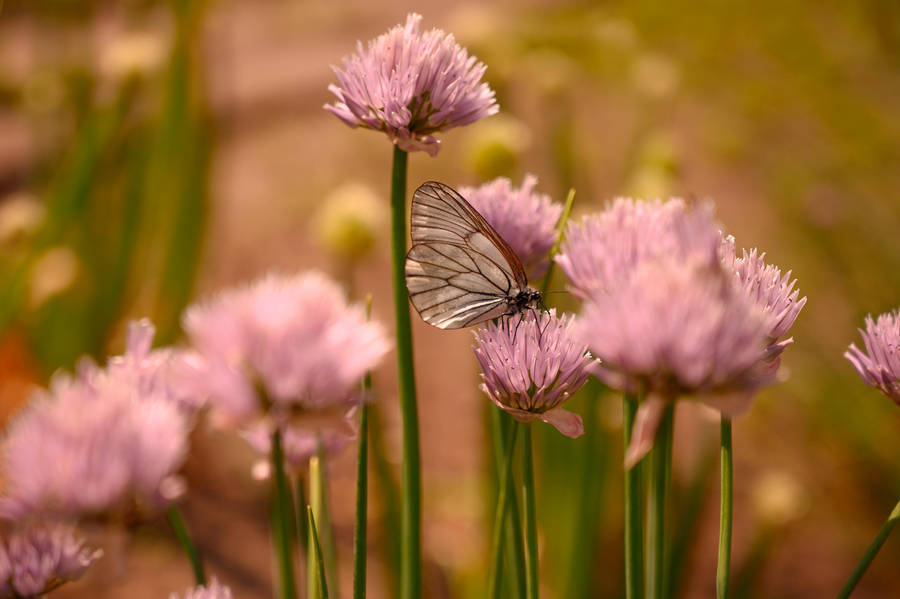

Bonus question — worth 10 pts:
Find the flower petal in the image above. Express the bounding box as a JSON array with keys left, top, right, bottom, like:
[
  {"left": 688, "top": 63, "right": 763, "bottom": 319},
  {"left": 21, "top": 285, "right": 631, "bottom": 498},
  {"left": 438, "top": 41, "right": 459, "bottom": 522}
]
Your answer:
[
  {"left": 540, "top": 408, "right": 584, "bottom": 438},
  {"left": 624, "top": 394, "right": 666, "bottom": 470}
]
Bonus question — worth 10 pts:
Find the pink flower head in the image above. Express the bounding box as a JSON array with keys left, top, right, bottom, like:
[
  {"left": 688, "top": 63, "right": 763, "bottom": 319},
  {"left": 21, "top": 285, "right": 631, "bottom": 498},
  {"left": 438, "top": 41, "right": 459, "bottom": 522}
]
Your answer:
[
  {"left": 845, "top": 309, "right": 900, "bottom": 405},
  {"left": 1, "top": 372, "right": 190, "bottom": 519},
  {"left": 169, "top": 578, "right": 234, "bottom": 599},
  {"left": 473, "top": 310, "right": 594, "bottom": 438},
  {"left": 578, "top": 258, "right": 772, "bottom": 400},
  {"left": 576, "top": 257, "right": 774, "bottom": 467},
  {"left": 720, "top": 235, "right": 807, "bottom": 354},
  {"left": 0, "top": 522, "right": 100, "bottom": 598},
  {"left": 460, "top": 175, "right": 562, "bottom": 278},
  {"left": 179, "top": 271, "right": 390, "bottom": 426},
  {"left": 325, "top": 13, "right": 499, "bottom": 156},
  {"left": 555, "top": 198, "right": 721, "bottom": 299},
  {"left": 100, "top": 319, "right": 200, "bottom": 411}
]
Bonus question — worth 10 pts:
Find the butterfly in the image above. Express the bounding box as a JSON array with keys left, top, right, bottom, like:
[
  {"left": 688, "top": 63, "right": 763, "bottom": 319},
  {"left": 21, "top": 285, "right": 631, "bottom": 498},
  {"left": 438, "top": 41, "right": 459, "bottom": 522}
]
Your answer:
[{"left": 405, "top": 181, "right": 543, "bottom": 329}]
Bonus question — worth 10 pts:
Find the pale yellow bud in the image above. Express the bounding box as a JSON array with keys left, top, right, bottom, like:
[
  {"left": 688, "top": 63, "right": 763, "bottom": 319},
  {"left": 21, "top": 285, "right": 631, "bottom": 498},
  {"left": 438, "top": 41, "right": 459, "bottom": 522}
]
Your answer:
[
  {"left": 28, "top": 246, "right": 79, "bottom": 308},
  {"left": 314, "top": 183, "right": 386, "bottom": 261},
  {"left": 752, "top": 470, "right": 810, "bottom": 527},
  {"left": 464, "top": 115, "right": 531, "bottom": 180},
  {"left": 0, "top": 193, "right": 44, "bottom": 246}
]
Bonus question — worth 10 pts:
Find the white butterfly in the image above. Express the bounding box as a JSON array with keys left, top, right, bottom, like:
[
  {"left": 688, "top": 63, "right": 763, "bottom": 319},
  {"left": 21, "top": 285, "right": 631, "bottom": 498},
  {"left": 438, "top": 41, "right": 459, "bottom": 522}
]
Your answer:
[{"left": 405, "top": 181, "right": 543, "bottom": 329}]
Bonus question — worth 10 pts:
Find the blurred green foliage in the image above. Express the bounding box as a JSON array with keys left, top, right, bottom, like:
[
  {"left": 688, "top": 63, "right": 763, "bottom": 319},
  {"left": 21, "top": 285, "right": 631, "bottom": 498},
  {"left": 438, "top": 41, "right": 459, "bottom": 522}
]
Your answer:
[{"left": 0, "top": 0, "right": 211, "bottom": 373}]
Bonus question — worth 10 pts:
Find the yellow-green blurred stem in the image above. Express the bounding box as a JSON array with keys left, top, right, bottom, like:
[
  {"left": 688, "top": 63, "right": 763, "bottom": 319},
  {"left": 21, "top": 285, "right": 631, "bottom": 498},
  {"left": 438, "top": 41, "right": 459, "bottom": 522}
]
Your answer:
[{"left": 717, "top": 417, "right": 733, "bottom": 599}]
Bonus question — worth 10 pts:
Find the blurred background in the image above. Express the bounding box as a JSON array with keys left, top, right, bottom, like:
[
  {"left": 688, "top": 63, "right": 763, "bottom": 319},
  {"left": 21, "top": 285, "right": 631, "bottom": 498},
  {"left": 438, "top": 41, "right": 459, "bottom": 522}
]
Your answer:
[{"left": 2, "top": 0, "right": 900, "bottom": 597}]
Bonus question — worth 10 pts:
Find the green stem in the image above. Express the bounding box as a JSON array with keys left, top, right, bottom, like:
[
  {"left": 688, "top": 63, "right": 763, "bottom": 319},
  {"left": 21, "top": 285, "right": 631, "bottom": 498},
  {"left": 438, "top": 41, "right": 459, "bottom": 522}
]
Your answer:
[
  {"left": 491, "top": 409, "right": 527, "bottom": 598},
  {"left": 390, "top": 145, "right": 421, "bottom": 599},
  {"left": 522, "top": 425, "right": 539, "bottom": 599},
  {"left": 308, "top": 506, "right": 330, "bottom": 599},
  {"left": 539, "top": 188, "right": 576, "bottom": 296},
  {"left": 167, "top": 505, "right": 206, "bottom": 585},
  {"left": 353, "top": 401, "right": 370, "bottom": 599},
  {"left": 645, "top": 404, "right": 674, "bottom": 599},
  {"left": 271, "top": 429, "right": 297, "bottom": 599},
  {"left": 717, "top": 418, "right": 733, "bottom": 599},
  {"left": 488, "top": 421, "right": 520, "bottom": 599},
  {"left": 623, "top": 394, "right": 643, "bottom": 599},
  {"left": 836, "top": 497, "right": 900, "bottom": 598}
]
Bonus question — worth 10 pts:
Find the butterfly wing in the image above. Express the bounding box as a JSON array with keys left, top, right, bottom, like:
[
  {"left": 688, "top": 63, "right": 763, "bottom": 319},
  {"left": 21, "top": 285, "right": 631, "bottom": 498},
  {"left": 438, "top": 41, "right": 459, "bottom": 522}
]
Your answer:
[{"left": 405, "top": 181, "right": 529, "bottom": 330}]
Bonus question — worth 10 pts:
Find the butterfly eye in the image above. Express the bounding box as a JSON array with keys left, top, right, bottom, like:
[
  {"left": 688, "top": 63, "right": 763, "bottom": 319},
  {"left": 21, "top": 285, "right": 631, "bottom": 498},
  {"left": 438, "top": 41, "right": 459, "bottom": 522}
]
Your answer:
[{"left": 405, "top": 181, "right": 542, "bottom": 330}]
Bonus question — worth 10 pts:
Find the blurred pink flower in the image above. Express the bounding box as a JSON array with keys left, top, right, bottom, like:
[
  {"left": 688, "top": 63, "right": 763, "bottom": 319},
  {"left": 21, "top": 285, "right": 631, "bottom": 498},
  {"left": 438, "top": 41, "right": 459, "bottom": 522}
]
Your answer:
[
  {"left": 179, "top": 271, "right": 390, "bottom": 427},
  {"left": 0, "top": 522, "right": 100, "bottom": 598},
  {"left": 577, "top": 259, "right": 773, "bottom": 466},
  {"left": 577, "top": 259, "right": 772, "bottom": 401},
  {"left": 242, "top": 417, "right": 356, "bottom": 477},
  {"left": 169, "top": 578, "right": 233, "bottom": 599},
  {"left": 325, "top": 13, "right": 498, "bottom": 156},
  {"left": 555, "top": 198, "right": 721, "bottom": 299},
  {"left": 1, "top": 372, "right": 190, "bottom": 519},
  {"left": 845, "top": 309, "right": 900, "bottom": 405},
  {"left": 460, "top": 175, "right": 562, "bottom": 278},
  {"left": 474, "top": 310, "right": 594, "bottom": 438},
  {"left": 96, "top": 319, "right": 201, "bottom": 411}
]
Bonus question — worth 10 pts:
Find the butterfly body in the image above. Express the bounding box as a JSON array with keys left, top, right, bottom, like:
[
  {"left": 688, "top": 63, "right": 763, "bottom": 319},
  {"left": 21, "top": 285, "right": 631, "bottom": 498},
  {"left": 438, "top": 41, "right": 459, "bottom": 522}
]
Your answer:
[{"left": 405, "top": 181, "right": 544, "bottom": 330}]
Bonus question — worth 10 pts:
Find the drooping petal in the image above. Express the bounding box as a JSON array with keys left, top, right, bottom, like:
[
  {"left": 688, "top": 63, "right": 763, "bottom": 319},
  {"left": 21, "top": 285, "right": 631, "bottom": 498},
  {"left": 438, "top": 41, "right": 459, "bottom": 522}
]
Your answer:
[{"left": 540, "top": 408, "right": 584, "bottom": 438}]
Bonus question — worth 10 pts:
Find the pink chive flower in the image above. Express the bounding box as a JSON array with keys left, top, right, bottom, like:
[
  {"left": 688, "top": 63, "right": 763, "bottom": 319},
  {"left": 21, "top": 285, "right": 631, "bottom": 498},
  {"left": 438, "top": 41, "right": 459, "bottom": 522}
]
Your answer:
[
  {"left": 0, "top": 522, "right": 101, "bottom": 598},
  {"left": 178, "top": 271, "right": 390, "bottom": 427},
  {"left": 845, "top": 309, "right": 900, "bottom": 405},
  {"left": 325, "top": 13, "right": 499, "bottom": 156},
  {"left": 460, "top": 175, "right": 562, "bottom": 278},
  {"left": 576, "top": 258, "right": 773, "bottom": 467},
  {"left": 1, "top": 372, "right": 190, "bottom": 519},
  {"left": 555, "top": 198, "right": 721, "bottom": 299},
  {"left": 169, "top": 578, "right": 234, "bottom": 599},
  {"left": 720, "top": 235, "right": 807, "bottom": 360},
  {"left": 98, "top": 319, "right": 200, "bottom": 411},
  {"left": 474, "top": 310, "right": 595, "bottom": 438}
]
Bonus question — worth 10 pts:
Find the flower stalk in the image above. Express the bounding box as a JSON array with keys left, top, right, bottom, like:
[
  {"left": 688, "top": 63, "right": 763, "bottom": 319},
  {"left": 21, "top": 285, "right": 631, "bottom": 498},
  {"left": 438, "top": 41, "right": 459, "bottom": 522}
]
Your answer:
[
  {"left": 539, "top": 188, "right": 576, "bottom": 296},
  {"left": 353, "top": 402, "right": 369, "bottom": 599},
  {"left": 167, "top": 505, "right": 206, "bottom": 586},
  {"left": 491, "top": 409, "right": 527, "bottom": 598},
  {"left": 623, "top": 393, "right": 643, "bottom": 599},
  {"left": 488, "top": 420, "right": 520, "bottom": 599},
  {"left": 271, "top": 428, "right": 297, "bottom": 599},
  {"left": 645, "top": 404, "right": 674, "bottom": 599},
  {"left": 717, "top": 417, "right": 733, "bottom": 599},
  {"left": 836, "top": 497, "right": 900, "bottom": 599},
  {"left": 308, "top": 506, "right": 330, "bottom": 599},
  {"left": 390, "top": 145, "right": 421, "bottom": 599},
  {"left": 522, "top": 424, "right": 539, "bottom": 599}
]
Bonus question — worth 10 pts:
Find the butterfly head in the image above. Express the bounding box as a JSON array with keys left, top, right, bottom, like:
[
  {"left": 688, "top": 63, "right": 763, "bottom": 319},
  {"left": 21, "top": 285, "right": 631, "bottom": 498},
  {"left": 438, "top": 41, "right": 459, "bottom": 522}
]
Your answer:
[{"left": 510, "top": 287, "right": 543, "bottom": 314}]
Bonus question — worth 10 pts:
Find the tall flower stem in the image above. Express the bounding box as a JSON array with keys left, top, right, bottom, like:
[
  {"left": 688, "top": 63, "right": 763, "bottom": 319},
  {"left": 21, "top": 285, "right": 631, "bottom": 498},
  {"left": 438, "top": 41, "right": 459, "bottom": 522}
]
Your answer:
[
  {"left": 389, "top": 145, "right": 421, "bottom": 599},
  {"left": 488, "top": 421, "right": 520, "bottom": 599},
  {"left": 271, "top": 429, "right": 297, "bottom": 599},
  {"left": 522, "top": 424, "right": 539, "bottom": 599},
  {"left": 167, "top": 505, "right": 206, "bottom": 585},
  {"left": 717, "top": 417, "right": 733, "bottom": 599},
  {"left": 836, "top": 497, "right": 900, "bottom": 599},
  {"left": 491, "top": 409, "right": 527, "bottom": 598},
  {"left": 623, "top": 393, "right": 643, "bottom": 599},
  {"left": 646, "top": 404, "right": 675, "bottom": 599},
  {"left": 353, "top": 391, "right": 371, "bottom": 599}
]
